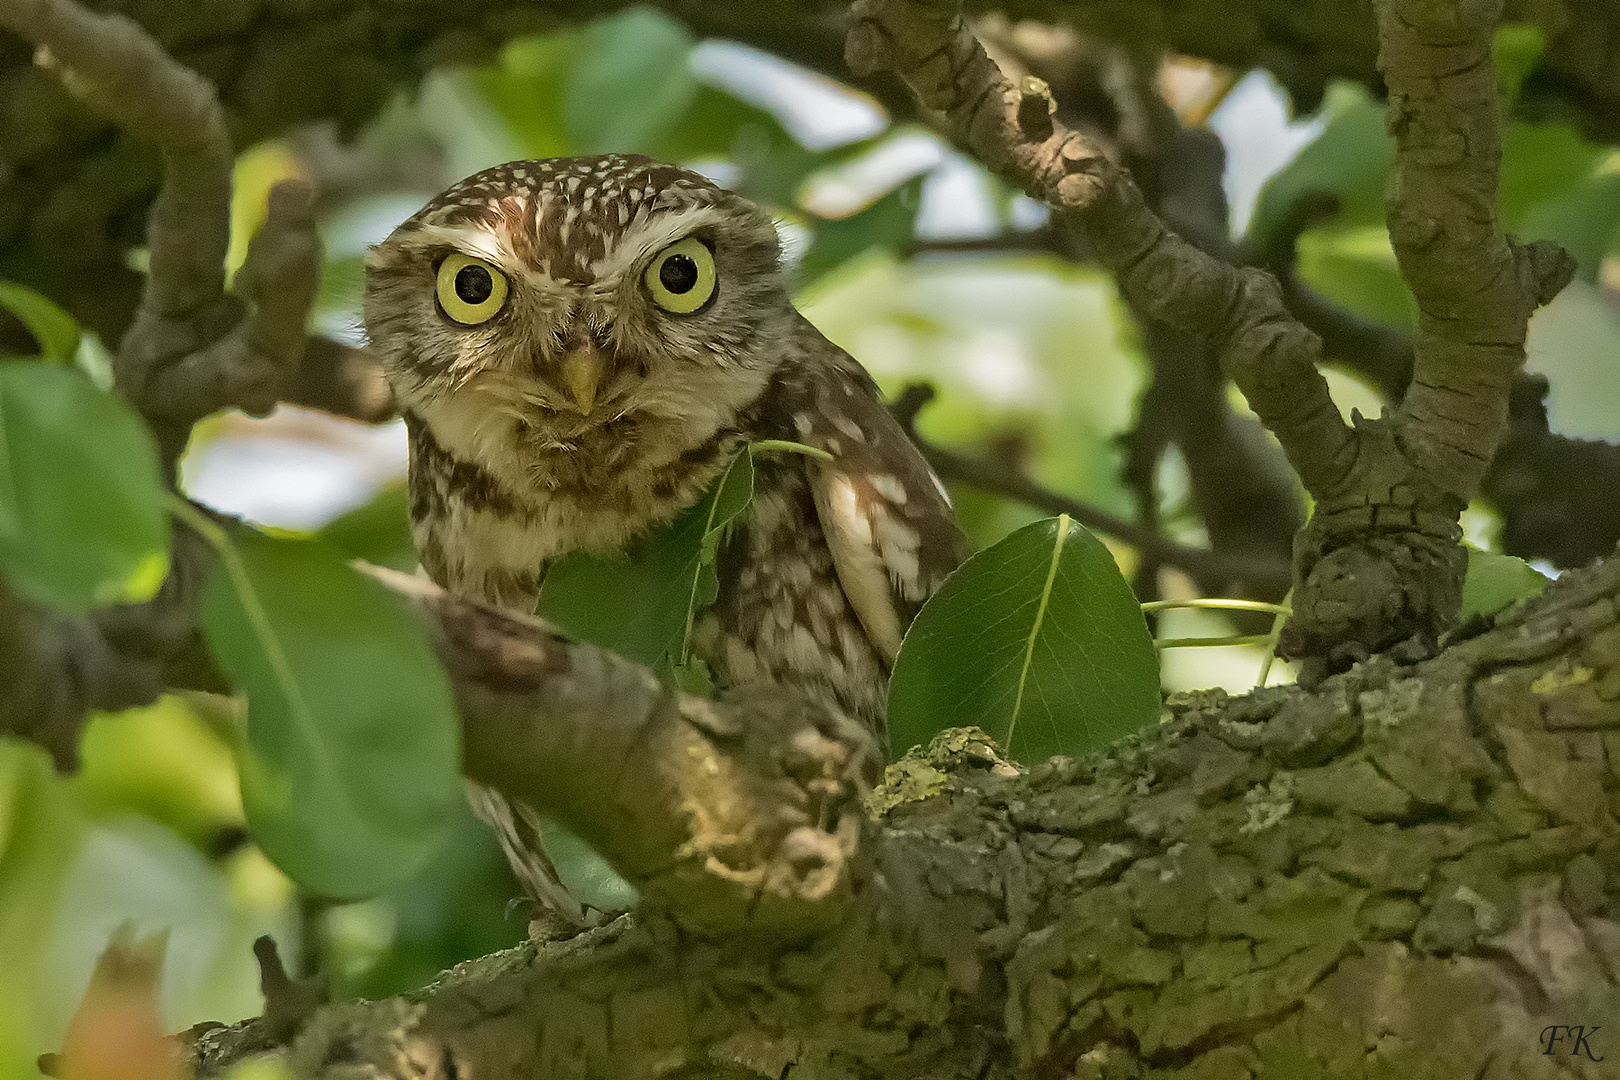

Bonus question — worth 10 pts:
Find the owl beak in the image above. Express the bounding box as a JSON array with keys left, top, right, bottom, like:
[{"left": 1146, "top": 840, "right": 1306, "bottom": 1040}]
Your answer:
[{"left": 561, "top": 348, "right": 602, "bottom": 415}]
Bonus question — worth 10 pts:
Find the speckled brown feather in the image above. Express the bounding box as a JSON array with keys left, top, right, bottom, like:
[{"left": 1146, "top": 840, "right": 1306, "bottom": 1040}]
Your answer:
[{"left": 364, "top": 155, "right": 964, "bottom": 929}]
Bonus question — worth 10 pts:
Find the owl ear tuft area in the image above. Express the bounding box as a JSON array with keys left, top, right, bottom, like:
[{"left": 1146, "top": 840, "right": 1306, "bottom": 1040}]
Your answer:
[
  {"left": 436, "top": 253, "right": 509, "bottom": 326},
  {"left": 645, "top": 237, "right": 717, "bottom": 314}
]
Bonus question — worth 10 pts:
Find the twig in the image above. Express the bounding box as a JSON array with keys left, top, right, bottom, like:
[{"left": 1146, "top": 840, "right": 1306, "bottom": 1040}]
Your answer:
[
  {"left": 254, "top": 935, "right": 326, "bottom": 1042},
  {"left": 888, "top": 382, "right": 1292, "bottom": 594},
  {"left": 281, "top": 337, "right": 397, "bottom": 424}
]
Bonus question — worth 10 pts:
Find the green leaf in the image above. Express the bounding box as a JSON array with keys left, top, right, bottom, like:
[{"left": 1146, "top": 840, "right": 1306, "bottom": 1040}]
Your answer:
[
  {"left": 0, "top": 363, "right": 168, "bottom": 610},
  {"left": 1498, "top": 121, "right": 1607, "bottom": 234},
  {"left": 1494, "top": 24, "right": 1546, "bottom": 105},
  {"left": 797, "top": 177, "right": 923, "bottom": 287},
  {"left": 651, "top": 84, "right": 795, "bottom": 166},
  {"left": 198, "top": 528, "right": 461, "bottom": 899},
  {"left": 887, "top": 515, "right": 1161, "bottom": 764},
  {"left": 1247, "top": 83, "right": 1394, "bottom": 249},
  {"left": 564, "top": 8, "right": 698, "bottom": 154},
  {"left": 0, "top": 282, "right": 80, "bottom": 362},
  {"left": 1515, "top": 170, "right": 1620, "bottom": 283},
  {"left": 538, "top": 451, "right": 754, "bottom": 670},
  {"left": 475, "top": 31, "right": 579, "bottom": 159},
  {"left": 541, "top": 821, "right": 638, "bottom": 913},
  {"left": 1461, "top": 548, "right": 1551, "bottom": 619},
  {"left": 319, "top": 481, "right": 418, "bottom": 574},
  {"left": 1295, "top": 225, "right": 1415, "bottom": 331}
]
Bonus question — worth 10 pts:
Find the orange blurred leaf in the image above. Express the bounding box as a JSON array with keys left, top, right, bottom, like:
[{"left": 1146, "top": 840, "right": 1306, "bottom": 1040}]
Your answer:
[{"left": 57, "top": 925, "right": 184, "bottom": 1080}]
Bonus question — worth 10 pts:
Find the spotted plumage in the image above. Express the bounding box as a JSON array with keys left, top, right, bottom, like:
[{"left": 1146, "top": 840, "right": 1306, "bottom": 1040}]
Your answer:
[{"left": 364, "top": 154, "right": 964, "bottom": 931}]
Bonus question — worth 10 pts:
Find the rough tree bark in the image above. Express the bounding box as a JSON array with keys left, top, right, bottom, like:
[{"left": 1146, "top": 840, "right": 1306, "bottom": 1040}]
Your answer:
[{"left": 2, "top": 0, "right": 1619, "bottom": 1076}]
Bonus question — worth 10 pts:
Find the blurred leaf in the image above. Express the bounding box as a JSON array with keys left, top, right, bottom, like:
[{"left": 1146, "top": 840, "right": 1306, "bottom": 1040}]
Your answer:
[
  {"left": 1248, "top": 83, "right": 1393, "bottom": 248},
  {"left": 565, "top": 8, "right": 698, "bottom": 154},
  {"left": 75, "top": 699, "right": 241, "bottom": 851},
  {"left": 0, "top": 742, "right": 83, "bottom": 1080},
  {"left": 473, "top": 32, "right": 577, "bottom": 159},
  {"left": 1494, "top": 24, "right": 1546, "bottom": 104},
  {"left": 223, "top": 1059, "right": 294, "bottom": 1080},
  {"left": 653, "top": 84, "right": 789, "bottom": 165},
  {"left": 0, "top": 282, "right": 80, "bottom": 362},
  {"left": 1461, "top": 549, "right": 1551, "bottom": 619},
  {"left": 888, "top": 515, "right": 1161, "bottom": 764},
  {"left": 798, "top": 177, "right": 922, "bottom": 286},
  {"left": 73, "top": 332, "right": 116, "bottom": 392},
  {"left": 0, "top": 363, "right": 169, "bottom": 611},
  {"left": 1516, "top": 169, "right": 1620, "bottom": 283},
  {"left": 1295, "top": 225, "right": 1415, "bottom": 331},
  {"left": 1498, "top": 121, "right": 1607, "bottom": 233},
  {"left": 319, "top": 481, "right": 417, "bottom": 574},
  {"left": 347, "top": 805, "right": 524, "bottom": 1001},
  {"left": 44, "top": 817, "right": 281, "bottom": 1041},
  {"left": 200, "top": 529, "right": 460, "bottom": 899},
  {"left": 57, "top": 926, "right": 180, "bottom": 1080},
  {"left": 539, "top": 450, "right": 754, "bottom": 670}
]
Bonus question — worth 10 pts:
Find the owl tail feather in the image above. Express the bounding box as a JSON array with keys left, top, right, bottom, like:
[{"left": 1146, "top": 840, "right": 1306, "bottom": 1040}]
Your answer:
[{"left": 466, "top": 780, "right": 587, "bottom": 939}]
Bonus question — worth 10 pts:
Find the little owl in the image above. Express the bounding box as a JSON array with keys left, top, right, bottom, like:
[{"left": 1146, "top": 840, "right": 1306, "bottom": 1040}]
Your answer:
[{"left": 364, "top": 154, "right": 964, "bottom": 929}]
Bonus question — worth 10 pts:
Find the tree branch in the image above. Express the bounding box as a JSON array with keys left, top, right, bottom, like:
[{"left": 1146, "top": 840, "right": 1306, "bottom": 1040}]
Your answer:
[
  {"left": 0, "top": 0, "right": 323, "bottom": 470},
  {"left": 171, "top": 546, "right": 1620, "bottom": 1078}
]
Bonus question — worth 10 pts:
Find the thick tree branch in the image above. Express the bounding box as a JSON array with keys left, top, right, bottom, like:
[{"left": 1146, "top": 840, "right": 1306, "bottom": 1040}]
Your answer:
[
  {"left": 172, "top": 547, "right": 1620, "bottom": 1078},
  {"left": 379, "top": 566, "right": 878, "bottom": 939},
  {"left": 0, "top": 510, "right": 876, "bottom": 943},
  {"left": 1377, "top": 0, "right": 1573, "bottom": 502}
]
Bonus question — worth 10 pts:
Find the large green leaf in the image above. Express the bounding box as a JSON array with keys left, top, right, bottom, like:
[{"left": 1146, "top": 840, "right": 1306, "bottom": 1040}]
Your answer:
[
  {"left": 538, "top": 450, "right": 755, "bottom": 672},
  {"left": 200, "top": 530, "right": 461, "bottom": 899},
  {"left": 0, "top": 363, "right": 168, "bottom": 610},
  {"left": 564, "top": 8, "right": 698, "bottom": 154},
  {"left": 0, "top": 282, "right": 80, "bottom": 362},
  {"left": 887, "top": 515, "right": 1161, "bottom": 764}
]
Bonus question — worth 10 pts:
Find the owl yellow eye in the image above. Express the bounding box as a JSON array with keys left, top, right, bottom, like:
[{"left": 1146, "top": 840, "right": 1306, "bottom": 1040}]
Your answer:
[
  {"left": 644, "top": 237, "right": 716, "bottom": 314},
  {"left": 436, "top": 253, "right": 508, "bottom": 326}
]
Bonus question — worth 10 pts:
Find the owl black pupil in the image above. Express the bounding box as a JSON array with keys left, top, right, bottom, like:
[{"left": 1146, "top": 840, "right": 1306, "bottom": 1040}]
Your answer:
[
  {"left": 660, "top": 254, "right": 699, "bottom": 295},
  {"left": 454, "top": 264, "right": 493, "bottom": 304}
]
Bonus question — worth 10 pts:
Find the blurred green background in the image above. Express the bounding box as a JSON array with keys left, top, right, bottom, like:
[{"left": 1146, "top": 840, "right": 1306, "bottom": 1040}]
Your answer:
[{"left": 5, "top": 9, "right": 1620, "bottom": 1073}]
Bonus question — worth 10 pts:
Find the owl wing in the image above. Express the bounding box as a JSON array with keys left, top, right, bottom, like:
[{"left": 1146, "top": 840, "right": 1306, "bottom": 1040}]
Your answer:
[{"left": 776, "top": 326, "right": 966, "bottom": 665}]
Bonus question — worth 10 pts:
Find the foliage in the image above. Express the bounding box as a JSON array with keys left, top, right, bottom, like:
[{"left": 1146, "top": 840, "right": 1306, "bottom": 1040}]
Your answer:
[
  {"left": 0, "top": 361, "right": 168, "bottom": 612},
  {"left": 195, "top": 522, "right": 461, "bottom": 900},
  {"left": 539, "top": 446, "right": 757, "bottom": 685},
  {"left": 1461, "top": 549, "right": 1553, "bottom": 619},
  {"left": 6, "top": 1, "right": 1620, "bottom": 1064},
  {"left": 889, "top": 516, "right": 1161, "bottom": 764}
]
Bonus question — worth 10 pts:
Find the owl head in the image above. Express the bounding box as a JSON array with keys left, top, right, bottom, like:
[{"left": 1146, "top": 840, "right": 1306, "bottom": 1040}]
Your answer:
[{"left": 364, "top": 155, "right": 790, "bottom": 450}]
